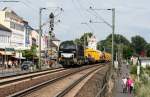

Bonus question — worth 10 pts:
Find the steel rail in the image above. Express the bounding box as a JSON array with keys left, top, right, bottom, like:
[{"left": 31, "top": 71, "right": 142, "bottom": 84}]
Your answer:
[
  {"left": 0, "top": 67, "right": 63, "bottom": 79},
  {"left": 8, "top": 64, "right": 101, "bottom": 97},
  {"left": 0, "top": 68, "right": 66, "bottom": 85},
  {"left": 54, "top": 65, "right": 104, "bottom": 97}
]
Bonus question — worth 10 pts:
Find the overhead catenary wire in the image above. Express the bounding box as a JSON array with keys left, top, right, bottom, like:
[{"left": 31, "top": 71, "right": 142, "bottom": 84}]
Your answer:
[
  {"left": 21, "top": 1, "right": 38, "bottom": 11},
  {"left": 76, "top": 0, "right": 98, "bottom": 32},
  {"left": 72, "top": 0, "right": 95, "bottom": 33},
  {"left": 82, "top": 0, "right": 112, "bottom": 28}
]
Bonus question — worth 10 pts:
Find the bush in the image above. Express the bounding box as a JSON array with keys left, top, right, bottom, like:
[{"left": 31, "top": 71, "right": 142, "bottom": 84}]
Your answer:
[
  {"left": 136, "top": 81, "right": 150, "bottom": 97},
  {"left": 130, "top": 65, "right": 144, "bottom": 75},
  {"left": 130, "top": 65, "right": 137, "bottom": 75},
  {"left": 133, "top": 81, "right": 140, "bottom": 94}
]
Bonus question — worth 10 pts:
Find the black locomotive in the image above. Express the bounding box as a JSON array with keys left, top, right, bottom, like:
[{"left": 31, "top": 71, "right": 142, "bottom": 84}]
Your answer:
[{"left": 58, "top": 41, "right": 86, "bottom": 67}]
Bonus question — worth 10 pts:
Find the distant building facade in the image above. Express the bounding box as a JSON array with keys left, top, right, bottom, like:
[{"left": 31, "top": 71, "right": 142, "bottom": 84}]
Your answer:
[
  {"left": 88, "top": 35, "right": 97, "bottom": 50},
  {"left": 0, "top": 24, "right": 11, "bottom": 49},
  {"left": 0, "top": 7, "right": 27, "bottom": 50},
  {"left": 0, "top": 7, "right": 60, "bottom": 65},
  {"left": 0, "top": 24, "right": 12, "bottom": 65},
  {"left": 139, "top": 57, "right": 150, "bottom": 68}
]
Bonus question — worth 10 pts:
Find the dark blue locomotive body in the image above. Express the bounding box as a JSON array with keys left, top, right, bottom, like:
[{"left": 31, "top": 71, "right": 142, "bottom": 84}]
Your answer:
[{"left": 58, "top": 41, "right": 86, "bottom": 67}]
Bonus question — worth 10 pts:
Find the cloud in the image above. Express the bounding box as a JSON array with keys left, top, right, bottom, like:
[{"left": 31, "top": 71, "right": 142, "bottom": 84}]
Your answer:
[{"left": 1, "top": 0, "right": 150, "bottom": 42}]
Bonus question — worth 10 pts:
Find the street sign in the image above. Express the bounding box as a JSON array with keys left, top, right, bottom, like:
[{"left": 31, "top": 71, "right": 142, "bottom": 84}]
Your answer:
[{"left": 5, "top": 48, "right": 14, "bottom": 51}]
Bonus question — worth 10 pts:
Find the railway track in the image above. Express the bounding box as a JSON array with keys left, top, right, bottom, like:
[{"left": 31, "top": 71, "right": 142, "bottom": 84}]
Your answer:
[
  {"left": 54, "top": 65, "right": 104, "bottom": 97},
  {"left": 0, "top": 68, "right": 66, "bottom": 85},
  {"left": 8, "top": 64, "right": 105, "bottom": 97},
  {"left": 0, "top": 67, "right": 64, "bottom": 79}
]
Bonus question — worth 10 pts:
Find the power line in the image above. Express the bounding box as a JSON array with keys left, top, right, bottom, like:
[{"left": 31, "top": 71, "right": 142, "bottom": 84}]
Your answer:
[
  {"left": 21, "top": 1, "right": 37, "bottom": 11},
  {"left": 72, "top": 0, "right": 94, "bottom": 32},
  {"left": 0, "top": 0, "right": 19, "bottom": 2},
  {"left": 87, "top": 7, "right": 112, "bottom": 28}
]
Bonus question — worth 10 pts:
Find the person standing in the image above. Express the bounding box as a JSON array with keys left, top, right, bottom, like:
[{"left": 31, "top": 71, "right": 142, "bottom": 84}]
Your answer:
[
  {"left": 127, "top": 77, "right": 134, "bottom": 94},
  {"left": 126, "top": 60, "right": 129, "bottom": 68},
  {"left": 122, "top": 76, "right": 127, "bottom": 93},
  {"left": 130, "top": 79, "right": 134, "bottom": 94}
]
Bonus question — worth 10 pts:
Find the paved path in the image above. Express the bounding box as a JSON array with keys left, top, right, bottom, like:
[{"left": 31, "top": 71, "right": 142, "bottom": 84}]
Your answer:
[{"left": 113, "top": 63, "right": 134, "bottom": 97}]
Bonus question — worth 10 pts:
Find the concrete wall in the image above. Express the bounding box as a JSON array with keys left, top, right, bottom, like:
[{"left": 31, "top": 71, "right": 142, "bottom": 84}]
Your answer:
[{"left": 75, "top": 64, "right": 113, "bottom": 97}]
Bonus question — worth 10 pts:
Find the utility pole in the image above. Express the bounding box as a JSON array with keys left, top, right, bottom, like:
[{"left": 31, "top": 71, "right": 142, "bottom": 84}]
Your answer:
[
  {"left": 112, "top": 8, "right": 115, "bottom": 66},
  {"left": 89, "top": 7, "right": 115, "bottom": 67},
  {"left": 49, "top": 12, "right": 54, "bottom": 60},
  {"left": 81, "top": 22, "right": 91, "bottom": 53},
  {"left": 38, "top": 7, "right": 62, "bottom": 69},
  {"left": 38, "top": 8, "right": 46, "bottom": 69}
]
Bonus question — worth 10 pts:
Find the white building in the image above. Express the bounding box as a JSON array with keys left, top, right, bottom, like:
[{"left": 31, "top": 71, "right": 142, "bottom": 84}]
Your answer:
[
  {"left": 0, "top": 7, "right": 26, "bottom": 50},
  {"left": 88, "top": 35, "right": 97, "bottom": 50},
  {"left": 0, "top": 24, "right": 13, "bottom": 65},
  {"left": 0, "top": 24, "right": 11, "bottom": 49},
  {"left": 139, "top": 57, "right": 150, "bottom": 68}
]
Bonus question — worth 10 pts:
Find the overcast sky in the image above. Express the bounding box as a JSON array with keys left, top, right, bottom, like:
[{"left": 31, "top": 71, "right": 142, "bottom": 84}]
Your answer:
[{"left": 0, "top": 0, "right": 150, "bottom": 42}]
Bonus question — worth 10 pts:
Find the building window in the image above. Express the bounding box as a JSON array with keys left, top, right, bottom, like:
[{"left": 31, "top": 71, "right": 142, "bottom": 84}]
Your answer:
[
  {"left": 0, "top": 36, "right": 9, "bottom": 43},
  {"left": 10, "top": 22, "right": 15, "bottom": 29},
  {"left": 15, "top": 23, "right": 24, "bottom": 31},
  {"left": 10, "top": 22, "right": 24, "bottom": 31},
  {"left": 32, "top": 38, "right": 36, "bottom": 46}
]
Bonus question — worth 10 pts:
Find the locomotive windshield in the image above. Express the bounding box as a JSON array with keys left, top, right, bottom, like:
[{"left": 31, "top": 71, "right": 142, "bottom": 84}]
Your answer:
[
  {"left": 59, "top": 41, "right": 76, "bottom": 50},
  {"left": 60, "top": 44, "right": 76, "bottom": 50}
]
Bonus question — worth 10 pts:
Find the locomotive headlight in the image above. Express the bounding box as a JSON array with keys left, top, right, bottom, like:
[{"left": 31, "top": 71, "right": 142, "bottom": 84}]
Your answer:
[
  {"left": 72, "top": 51, "right": 76, "bottom": 53},
  {"left": 71, "top": 55, "right": 74, "bottom": 58},
  {"left": 59, "top": 58, "right": 61, "bottom": 61},
  {"left": 61, "top": 55, "right": 64, "bottom": 58},
  {"left": 73, "top": 58, "right": 77, "bottom": 63}
]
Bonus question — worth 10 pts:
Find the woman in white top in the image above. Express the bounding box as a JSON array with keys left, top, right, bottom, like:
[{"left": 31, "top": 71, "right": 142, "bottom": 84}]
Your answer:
[{"left": 122, "top": 77, "right": 127, "bottom": 93}]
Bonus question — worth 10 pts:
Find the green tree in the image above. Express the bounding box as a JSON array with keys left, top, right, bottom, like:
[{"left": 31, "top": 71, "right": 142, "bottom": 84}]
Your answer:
[
  {"left": 22, "top": 45, "right": 38, "bottom": 61},
  {"left": 123, "top": 45, "right": 134, "bottom": 59},
  {"left": 74, "top": 32, "right": 93, "bottom": 46},
  {"left": 106, "top": 34, "right": 130, "bottom": 46},
  {"left": 98, "top": 34, "right": 132, "bottom": 59},
  {"left": 131, "top": 35, "right": 147, "bottom": 55},
  {"left": 145, "top": 43, "right": 150, "bottom": 57}
]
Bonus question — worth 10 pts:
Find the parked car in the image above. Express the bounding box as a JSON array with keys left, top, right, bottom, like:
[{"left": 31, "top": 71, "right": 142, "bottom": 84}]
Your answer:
[{"left": 21, "top": 61, "right": 33, "bottom": 70}]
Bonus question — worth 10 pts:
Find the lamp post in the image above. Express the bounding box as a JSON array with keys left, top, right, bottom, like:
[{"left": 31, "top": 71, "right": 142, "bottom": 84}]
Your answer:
[
  {"left": 89, "top": 7, "right": 115, "bottom": 66},
  {"left": 38, "top": 8, "right": 46, "bottom": 69},
  {"left": 110, "top": 8, "right": 115, "bottom": 67}
]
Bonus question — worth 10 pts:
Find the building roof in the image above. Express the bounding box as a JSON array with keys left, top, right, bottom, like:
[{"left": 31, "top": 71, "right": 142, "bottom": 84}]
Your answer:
[
  {"left": 49, "top": 41, "right": 58, "bottom": 48},
  {"left": 2, "top": 7, "right": 25, "bottom": 23},
  {"left": 0, "top": 24, "right": 12, "bottom": 32},
  {"left": 51, "top": 36, "right": 60, "bottom": 41}
]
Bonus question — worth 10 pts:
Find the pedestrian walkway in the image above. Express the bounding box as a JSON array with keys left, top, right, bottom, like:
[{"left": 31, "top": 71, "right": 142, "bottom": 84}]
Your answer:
[{"left": 113, "top": 63, "right": 134, "bottom": 97}]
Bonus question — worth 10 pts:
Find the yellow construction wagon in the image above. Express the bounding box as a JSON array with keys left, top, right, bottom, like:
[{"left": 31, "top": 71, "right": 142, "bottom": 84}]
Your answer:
[{"left": 84, "top": 48, "right": 101, "bottom": 63}]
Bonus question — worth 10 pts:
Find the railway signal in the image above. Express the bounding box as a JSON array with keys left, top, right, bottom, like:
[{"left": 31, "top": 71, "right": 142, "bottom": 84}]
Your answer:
[{"left": 49, "top": 12, "right": 54, "bottom": 60}]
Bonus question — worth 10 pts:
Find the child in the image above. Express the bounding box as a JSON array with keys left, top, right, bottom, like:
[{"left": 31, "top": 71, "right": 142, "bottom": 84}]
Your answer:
[{"left": 127, "top": 77, "right": 133, "bottom": 94}]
